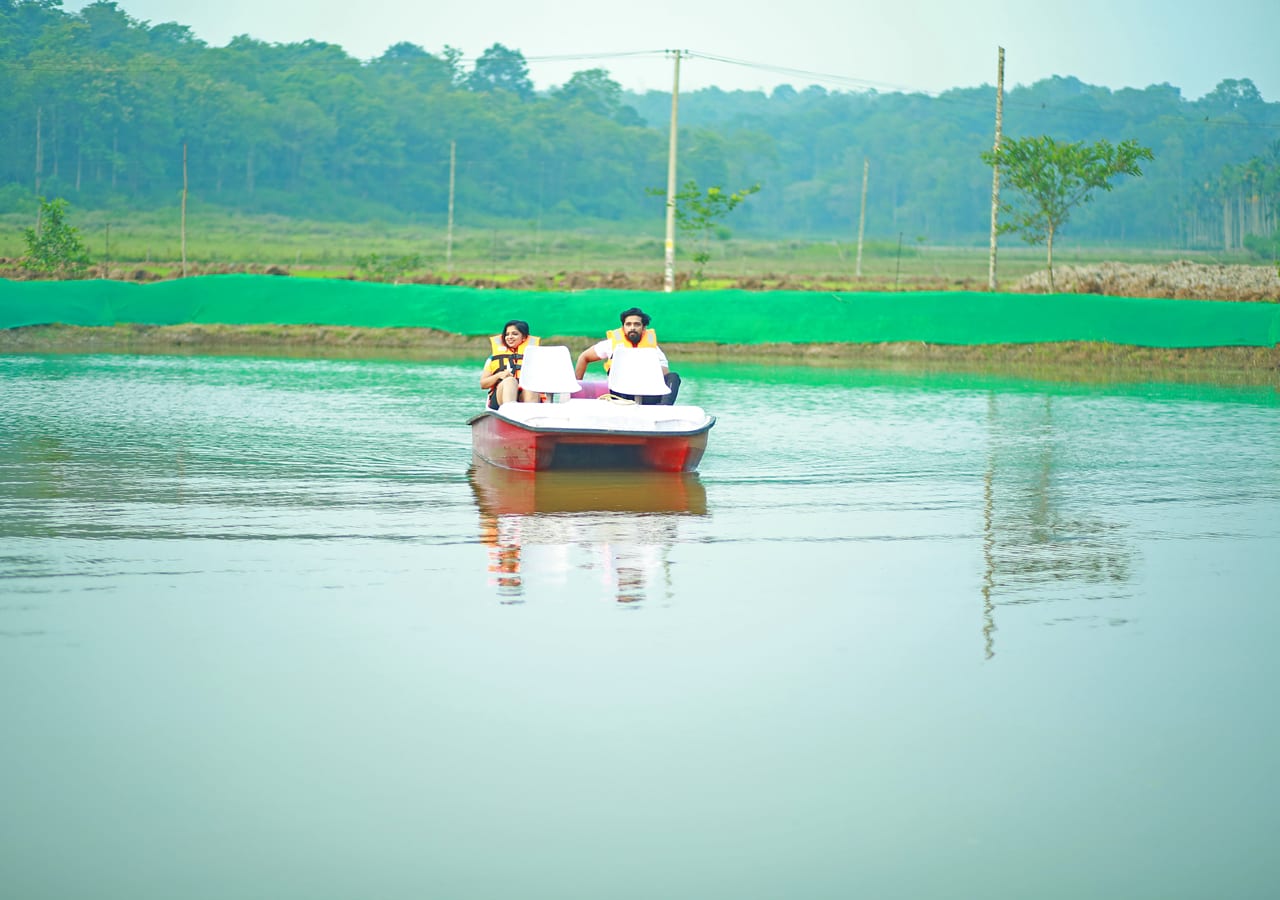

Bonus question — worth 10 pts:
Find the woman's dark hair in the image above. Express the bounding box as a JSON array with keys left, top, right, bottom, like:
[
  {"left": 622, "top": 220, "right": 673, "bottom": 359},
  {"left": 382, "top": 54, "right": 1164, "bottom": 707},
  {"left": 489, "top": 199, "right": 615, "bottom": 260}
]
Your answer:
[
  {"left": 502, "top": 319, "right": 530, "bottom": 338},
  {"left": 619, "top": 307, "right": 651, "bottom": 326}
]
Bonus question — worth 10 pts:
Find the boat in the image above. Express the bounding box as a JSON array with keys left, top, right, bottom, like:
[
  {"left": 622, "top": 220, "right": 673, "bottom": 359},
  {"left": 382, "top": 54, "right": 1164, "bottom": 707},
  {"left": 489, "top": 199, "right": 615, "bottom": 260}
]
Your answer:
[{"left": 467, "top": 345, "right": 715, "bottom": 472}]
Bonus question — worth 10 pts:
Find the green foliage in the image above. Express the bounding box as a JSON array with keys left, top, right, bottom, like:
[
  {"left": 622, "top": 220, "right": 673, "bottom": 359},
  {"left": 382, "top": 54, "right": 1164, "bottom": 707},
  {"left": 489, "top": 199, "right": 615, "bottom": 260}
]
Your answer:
[
  {"left": 467, "top": 43, "right": 534, "bottom": 99},
  {"left": 650, "top": 180, "right": 761, "bottom": 281},
  {"left": 22, "top": 197, "right": 92, "bottom": 274},
  {"left": 0, "top": 183, "right": 31, "bottom": 213},
  {"left": 552, "top": 68, "right": 641, "bottom": 125},
  {"left": 983, "top": 136, "right": 1153, "bottom": 290},
  {"left": 1241, "top": 232, "right": 1279, "bottom": 259},
  {"left": 352, "top": 252, "right": 425, "bottom": 282}
]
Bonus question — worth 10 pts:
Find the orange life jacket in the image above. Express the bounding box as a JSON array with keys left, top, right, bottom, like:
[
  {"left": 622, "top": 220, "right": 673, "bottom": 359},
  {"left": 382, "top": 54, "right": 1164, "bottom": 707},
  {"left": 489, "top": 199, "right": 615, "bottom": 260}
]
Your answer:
[
  {"left": 603, "top": 327, "right": 658, "bottom": 373},
  {"left": 485, "top": 333, "right": 539, "bottom": 385}
]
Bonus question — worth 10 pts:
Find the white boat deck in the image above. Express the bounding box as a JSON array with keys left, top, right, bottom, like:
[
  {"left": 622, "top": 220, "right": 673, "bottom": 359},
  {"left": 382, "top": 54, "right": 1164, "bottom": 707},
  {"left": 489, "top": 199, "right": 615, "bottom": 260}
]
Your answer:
[{"left": 494, "top": 398, "right": 712, "bottom": 433}]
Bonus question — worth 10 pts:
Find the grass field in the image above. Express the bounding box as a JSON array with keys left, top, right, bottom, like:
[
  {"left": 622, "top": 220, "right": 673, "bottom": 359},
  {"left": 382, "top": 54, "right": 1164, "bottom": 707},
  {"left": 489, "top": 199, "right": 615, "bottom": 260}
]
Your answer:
[{"left": 0, "top": 209, "right": 1261, "bottom": 288}]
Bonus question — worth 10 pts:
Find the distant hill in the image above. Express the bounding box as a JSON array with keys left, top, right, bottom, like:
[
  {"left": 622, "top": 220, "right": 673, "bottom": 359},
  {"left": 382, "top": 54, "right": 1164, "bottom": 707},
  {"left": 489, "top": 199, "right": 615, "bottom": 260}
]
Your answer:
[{"left": 2, "top": 2, "right": 1277, "bottom": 251}]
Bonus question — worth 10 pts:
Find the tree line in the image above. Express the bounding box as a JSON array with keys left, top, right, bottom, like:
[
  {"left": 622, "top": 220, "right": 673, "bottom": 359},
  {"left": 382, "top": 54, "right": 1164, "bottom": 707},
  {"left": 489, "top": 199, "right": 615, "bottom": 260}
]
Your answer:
[{"left": 3, "top": 0, "right": 1279, "bottom": 254}]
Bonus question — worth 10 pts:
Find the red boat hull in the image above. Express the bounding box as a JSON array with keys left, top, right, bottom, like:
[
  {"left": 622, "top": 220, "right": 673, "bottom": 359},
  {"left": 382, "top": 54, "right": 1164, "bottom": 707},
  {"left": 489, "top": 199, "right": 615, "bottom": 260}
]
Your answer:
[{"left": 469, "top": 411, "right": 712, "bottom": 472}]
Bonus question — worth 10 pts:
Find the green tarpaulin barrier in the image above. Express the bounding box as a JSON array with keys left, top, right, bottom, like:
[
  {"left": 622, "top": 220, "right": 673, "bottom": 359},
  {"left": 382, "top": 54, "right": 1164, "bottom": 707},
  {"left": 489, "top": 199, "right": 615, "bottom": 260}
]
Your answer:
[{"left": 3, "top": 275, "right": 1278, "bottom": 347}]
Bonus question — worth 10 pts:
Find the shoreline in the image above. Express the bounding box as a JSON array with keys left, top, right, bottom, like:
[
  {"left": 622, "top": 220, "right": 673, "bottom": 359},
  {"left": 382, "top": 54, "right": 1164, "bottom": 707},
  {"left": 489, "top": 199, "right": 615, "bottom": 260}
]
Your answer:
[
  {"left": 3, "top": 323, "right": 1277, "bottom": 386},
  {"left": 3, "top": 259, "right": 1279, "bottom": 301}
]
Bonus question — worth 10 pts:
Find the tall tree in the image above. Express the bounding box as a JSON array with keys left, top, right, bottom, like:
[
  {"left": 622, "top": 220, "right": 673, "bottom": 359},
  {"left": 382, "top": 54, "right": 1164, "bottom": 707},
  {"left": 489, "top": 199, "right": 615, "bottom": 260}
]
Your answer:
[
  {"left": 553, "top": 68, "right": 640, "bottom": 124},
  {"left": 983, "top": 136, "right": 1153, "bottom": 290},
  {"left": 467, "top": 43, "right": 533, "bottom": 100}
]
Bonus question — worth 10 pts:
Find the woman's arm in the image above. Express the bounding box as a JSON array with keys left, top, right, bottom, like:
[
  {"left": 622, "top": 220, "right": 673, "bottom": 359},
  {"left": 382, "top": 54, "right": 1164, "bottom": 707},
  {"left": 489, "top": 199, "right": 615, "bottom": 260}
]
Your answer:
[{"left": 480, "top": 360, "right": 512, "bottom": 390}]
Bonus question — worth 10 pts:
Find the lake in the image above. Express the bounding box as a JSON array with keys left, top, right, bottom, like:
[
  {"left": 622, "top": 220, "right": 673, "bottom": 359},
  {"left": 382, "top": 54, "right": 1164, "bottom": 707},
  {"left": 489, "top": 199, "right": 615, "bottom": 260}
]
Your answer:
[{"left": 2, "top": 351, "right": 1279, "bottom": 899}]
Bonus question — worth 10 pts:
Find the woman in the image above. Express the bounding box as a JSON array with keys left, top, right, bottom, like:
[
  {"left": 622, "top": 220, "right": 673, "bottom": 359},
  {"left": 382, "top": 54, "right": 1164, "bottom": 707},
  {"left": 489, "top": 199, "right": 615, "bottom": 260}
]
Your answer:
[{"left": 480, "top": 319, "right": 540, "bottom": 409}]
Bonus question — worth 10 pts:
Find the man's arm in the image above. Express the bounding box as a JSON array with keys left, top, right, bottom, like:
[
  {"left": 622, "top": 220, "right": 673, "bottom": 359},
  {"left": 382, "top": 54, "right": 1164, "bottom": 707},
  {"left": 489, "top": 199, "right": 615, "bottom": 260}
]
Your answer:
[{"left": 575, "top": 346, "right": 603, "bottom": 379}]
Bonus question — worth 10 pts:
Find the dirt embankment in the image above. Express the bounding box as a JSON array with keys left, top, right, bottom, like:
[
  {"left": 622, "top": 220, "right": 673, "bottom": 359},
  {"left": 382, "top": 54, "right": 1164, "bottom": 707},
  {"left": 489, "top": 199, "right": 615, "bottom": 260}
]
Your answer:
[
  {"left": 1012, "top": 260, "right": 1280, "bottom": 302},
  {"left": 3, "top": 258, "right": 1278, "bottom": 300},
  {"left": 499, "top": 260, "right": 1280, "bottom": 299}
]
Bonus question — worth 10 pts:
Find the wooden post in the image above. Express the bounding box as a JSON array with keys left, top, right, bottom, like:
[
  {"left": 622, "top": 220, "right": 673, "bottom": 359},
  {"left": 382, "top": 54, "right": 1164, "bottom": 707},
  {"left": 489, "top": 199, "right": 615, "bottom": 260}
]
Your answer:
[
  {"left": 855, "top": 158, "right": 869, "bottom": 278},
  {"left": 988, "top": 47, "right": 1004, "bottom": 291}
]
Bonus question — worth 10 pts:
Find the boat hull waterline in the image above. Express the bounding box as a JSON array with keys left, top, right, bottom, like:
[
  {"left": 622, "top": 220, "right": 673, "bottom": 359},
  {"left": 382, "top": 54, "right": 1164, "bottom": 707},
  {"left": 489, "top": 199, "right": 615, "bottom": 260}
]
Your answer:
[{"left": 468, "top": 400, "right": 715, "bottom": 472}]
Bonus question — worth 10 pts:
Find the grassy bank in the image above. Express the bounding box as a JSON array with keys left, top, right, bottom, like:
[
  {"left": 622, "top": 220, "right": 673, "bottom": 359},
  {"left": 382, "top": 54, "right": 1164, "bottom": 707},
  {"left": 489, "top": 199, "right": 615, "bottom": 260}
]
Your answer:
[{"left": 1, "top": 210, "right": 1262, "bottom": 288}]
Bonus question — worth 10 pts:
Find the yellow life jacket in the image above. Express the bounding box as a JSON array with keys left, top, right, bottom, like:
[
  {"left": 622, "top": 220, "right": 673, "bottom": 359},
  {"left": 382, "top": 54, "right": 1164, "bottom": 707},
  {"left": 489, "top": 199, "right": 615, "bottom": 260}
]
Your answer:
[
  {"left": 603, "top": 327, "right": 658, "bottom": 373},
  {"left": 485, "top": 333, "right": 539, "bottom": 384}
]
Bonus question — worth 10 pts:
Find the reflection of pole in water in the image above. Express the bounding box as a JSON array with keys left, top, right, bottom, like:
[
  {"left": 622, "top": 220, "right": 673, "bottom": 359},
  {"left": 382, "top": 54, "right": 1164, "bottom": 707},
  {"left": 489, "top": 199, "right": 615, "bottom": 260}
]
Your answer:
[
  {"left": 979, "top": 392, "right": 1133, "bottom": 652},
  {"left": 982, "top": 392, "right": 997, "bottom": 660}
]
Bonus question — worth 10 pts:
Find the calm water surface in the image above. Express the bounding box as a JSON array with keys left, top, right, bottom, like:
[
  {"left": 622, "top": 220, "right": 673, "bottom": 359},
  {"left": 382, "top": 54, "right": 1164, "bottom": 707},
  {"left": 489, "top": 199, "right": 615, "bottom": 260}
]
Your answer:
[{"left": 2, "top": 352, "right": 1279, "bottom": 899}]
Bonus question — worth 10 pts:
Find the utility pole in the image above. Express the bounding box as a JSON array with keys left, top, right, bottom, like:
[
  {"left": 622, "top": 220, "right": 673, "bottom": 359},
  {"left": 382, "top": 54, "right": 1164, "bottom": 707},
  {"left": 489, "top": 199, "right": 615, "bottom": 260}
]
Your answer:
[
  {"left": 34, "top": 106, "right": 43, "bottom": 198},
  {"left": 34, "top": 107, "right": 43, "bottom": 232},
  {"left": 855, "top": 158, "right": 869, "bottom": 278},
  {"left": 446, "top": 140, "right": 456, "bottom": 272},
  {"left": 663, "top": 50, "right": 682, "bottom": 293},
  {"left": 181, "top": 142, "right": 189, "bottom": 277},
  {"left": 988, "top": 47, "right": 1005, "bottom": 291}
]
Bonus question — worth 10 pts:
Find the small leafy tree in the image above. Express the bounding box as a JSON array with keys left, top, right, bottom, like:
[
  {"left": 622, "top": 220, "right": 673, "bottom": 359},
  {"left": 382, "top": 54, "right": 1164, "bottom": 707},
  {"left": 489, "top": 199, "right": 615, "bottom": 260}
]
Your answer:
[
  {"left": 983, "top": 137, "right": 1153, "bottom": 291},
  {"left": 650, "top": 180, "right": 760, "bottom": 282},
  {"left": 23, "top": 197, "right": 92, "bottom": 276}
]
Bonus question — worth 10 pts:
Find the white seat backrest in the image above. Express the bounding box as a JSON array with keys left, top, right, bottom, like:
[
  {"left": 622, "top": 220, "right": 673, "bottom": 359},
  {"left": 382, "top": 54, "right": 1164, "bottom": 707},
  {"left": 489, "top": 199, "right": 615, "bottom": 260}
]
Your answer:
[
  {"left": 608, "top": 347, "right": 670, "bottom": 396},
  {"left": 517, "top": 345, "right": 582, "bottom": 394}
]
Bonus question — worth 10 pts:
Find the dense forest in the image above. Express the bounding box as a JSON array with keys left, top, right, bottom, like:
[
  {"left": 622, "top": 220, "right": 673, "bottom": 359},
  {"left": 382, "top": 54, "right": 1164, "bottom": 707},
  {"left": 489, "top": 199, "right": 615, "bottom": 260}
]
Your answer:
[{"left": 3, "top": 0, "right": 1279, "bottom": 252}]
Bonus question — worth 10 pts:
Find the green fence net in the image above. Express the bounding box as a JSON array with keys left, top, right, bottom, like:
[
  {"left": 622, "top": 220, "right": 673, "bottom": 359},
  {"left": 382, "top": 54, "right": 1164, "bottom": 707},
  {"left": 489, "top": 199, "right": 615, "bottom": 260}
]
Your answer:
[{"left": 3, "top": 275, "right": 1278, "bottom": 347}]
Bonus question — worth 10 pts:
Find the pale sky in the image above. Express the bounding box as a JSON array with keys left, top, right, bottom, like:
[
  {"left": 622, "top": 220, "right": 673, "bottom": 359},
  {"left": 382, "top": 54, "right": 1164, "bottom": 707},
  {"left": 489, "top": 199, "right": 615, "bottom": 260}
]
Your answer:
[{"left": 67, "top": 0, "right": 1278, "bottom": 102}]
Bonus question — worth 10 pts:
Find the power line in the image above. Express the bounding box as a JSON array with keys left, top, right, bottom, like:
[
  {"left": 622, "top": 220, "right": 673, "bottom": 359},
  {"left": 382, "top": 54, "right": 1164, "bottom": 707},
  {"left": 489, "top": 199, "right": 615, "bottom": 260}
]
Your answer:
[{"left": 685, "top": 51, "right": 926, "bottom": 95}]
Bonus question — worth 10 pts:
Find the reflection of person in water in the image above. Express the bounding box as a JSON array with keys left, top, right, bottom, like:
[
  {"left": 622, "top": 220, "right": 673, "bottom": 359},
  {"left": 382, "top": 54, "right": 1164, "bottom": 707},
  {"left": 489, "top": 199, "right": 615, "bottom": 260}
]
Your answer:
[
  {"left": 601, "top": 541, "right": 665, "bottom": 604},
  {"left": 477, "top": 513, "right": 676, "bottom": 605},
  {"left": 593, "top": 515, "right": 679, "bottom": 604},
  {"left": 470, "top": 466, "right": 701, "bottom": 604},
  {"left": 479, "top": 512, "right": 524, "bottom": 600}
]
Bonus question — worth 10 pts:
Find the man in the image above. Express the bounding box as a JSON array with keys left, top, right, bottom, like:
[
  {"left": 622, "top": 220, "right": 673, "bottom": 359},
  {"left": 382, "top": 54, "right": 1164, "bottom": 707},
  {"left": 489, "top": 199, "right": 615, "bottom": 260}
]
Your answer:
[{"left": 574, "top": 307, "right": 681, "bottom": 405}]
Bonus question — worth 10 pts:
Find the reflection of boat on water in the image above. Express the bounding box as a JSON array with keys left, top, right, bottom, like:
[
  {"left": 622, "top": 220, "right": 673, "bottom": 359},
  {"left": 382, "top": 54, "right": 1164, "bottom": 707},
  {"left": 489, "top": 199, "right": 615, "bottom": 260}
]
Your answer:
[
  {"left": 469, "top": 463, "right": 708, "bottom": 516},
  {"left": 469, "top": 462, "right": 708, "bottom": 603},
  {"left": 467, "top": 345, "right": 715, "bottom": 472}
]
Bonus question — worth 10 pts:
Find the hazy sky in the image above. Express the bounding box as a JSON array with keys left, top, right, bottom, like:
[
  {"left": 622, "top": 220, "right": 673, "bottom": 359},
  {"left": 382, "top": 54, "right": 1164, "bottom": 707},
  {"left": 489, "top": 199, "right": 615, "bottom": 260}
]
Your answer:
[{"left": 67, "top": 0, "right": 1278, "bottom": 101}]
